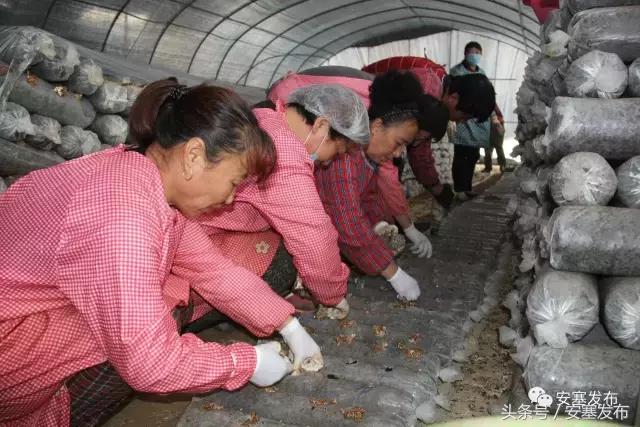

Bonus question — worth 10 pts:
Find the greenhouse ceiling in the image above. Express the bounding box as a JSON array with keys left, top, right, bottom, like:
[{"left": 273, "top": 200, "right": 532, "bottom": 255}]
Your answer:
[{"left": 0, "top": 0, "right": 541, "bottom": 88}]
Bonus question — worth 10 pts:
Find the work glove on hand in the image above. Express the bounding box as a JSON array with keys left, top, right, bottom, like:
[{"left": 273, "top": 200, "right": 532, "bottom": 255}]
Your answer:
[
  {"left": 316, "top": 297, "right": 350, "bottom": 320},
  {"left": 250, "top": 341, "right": 293, "bottom": 387},
  {"left": 280, "top": 317, "right": 324, "bottom": 372},
  {"left": 387, "top": 267, "right": 421, "bottom": 301},
  {"left": 403, "top": 224, "right": 433, "bottom": 258}
]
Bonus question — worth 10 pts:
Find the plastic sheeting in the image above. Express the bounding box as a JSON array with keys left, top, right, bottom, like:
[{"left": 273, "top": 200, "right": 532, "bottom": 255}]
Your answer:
[
  {"left": 617, "top": 156, "right": 640, "bottom": 208},
  {"left": 548, "top": 152, "right": 617, "bottom": 206},
  {"left": 0, "top": 137, "right": 63, "bottom": 176},
  {"left": 629, "top": 58, "right": 640, "bottom": 97},
  {"left": 600, "top": 277, "right": 640, "bottom": 350},
  {"left": 565, "top": 50, "right": 628, "bottom": 98},
  {"left": 566, "top": 0, "right": 640, "bottom": 13},
  {"left": 0, "top": 102, "right": 33, "bottom": 141},
  {"left": 568, "top": 6, "right": 640, "bottom": 62},
  {"left": 90, "top": 115, "right": 128, "bottom": 146},
  {"left": 68, "top": 59, "right": 104, "bottom": 96},
  {"left": 548, "top": 205, "right": 640, "bottom": 276},
  {"left": 526, "top": 266, "right": 599, "bottom": 348},
  {"left": 543, "top": 97, "right": 640, "bottom": 162},
  {"left": 31, "top": 37, "right": 79, "bottom": 82},
  {"left": 525, "top": 344, "right": 640, "bottom": 423},
  {"left": 57, "top": 126, "right": 100, "bottom": 159},
  {"left": 89, "top": 81, "right": 128, "bottom": 114}
]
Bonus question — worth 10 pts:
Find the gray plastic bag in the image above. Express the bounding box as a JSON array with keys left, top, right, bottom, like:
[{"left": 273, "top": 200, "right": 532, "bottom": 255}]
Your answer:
[
  {"left": 90, "top": 115, "right": 128, "bottom": 146},
  {"left": 90, "top": 82, "right": 128, "bottom": 114},
  {"left": 568, "top": 6, "right": 640, "bottom": 62},
  {"left": 0, "top": 102, "right": 34, "bottom": 141},
  {"left": 0, "top": 138, "right": 64, "bottom": 176},
  {"left": 629, "top": 58, "right": 640, "bottom": 97},
  {"left": 123, "top": 85, "right": 143, "bottom": 116},
  {"left": 544, "top": 97, "right": 640, "bottom": 162},
  {"left": 2, "top": 73, "right": 96, "bottom": 128},
  {"left": 565, "top": 50, "right": 628, "bottom": 98},
  {"left": 549, "top": 152, "right": 617, "bottom": 206},
  {"left": 617, "top": 156, "right": 640, "bottom": 208},
  {"left": 31, "top": 37, "right": 79, "bottom": 82},
  {"left": 567, "top": 0, "right": 640, "bottom": 13},
  {"left": 548, "top": 205, "right": 640, "bottom": 275},
  {"left": 600, "top": 277, "right": 640, "bottom": 350},
  {"left": 68, "top": 59, "right": 104, "bottom": 96},
  {"left": 525, "top": 344, "right": 640, "bottom": 423},
  {"left": 57, "top": 125, "right": 101, "bottom": 159},
  {"left": 526, "top": 266, "right": 599, "bottom": 348},
  {"left": 25, "top": 114, "right": 61, "bottom": 151}
]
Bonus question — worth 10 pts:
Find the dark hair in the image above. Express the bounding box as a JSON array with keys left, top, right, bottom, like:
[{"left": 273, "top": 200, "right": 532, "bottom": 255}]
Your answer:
[
  {"left": 368, "top": 70, "right": 422, "bottom": 127},
  {"left": 465, "top": 42, "right": 482, "bottom": 53},
  {"left": 128, "top": 79, "right": 276, "bottom": 181},
  {"left": 285, "top": 102, "right": 346, "bottom": 141},
  {"left": 444, "top": 74, "right": 496, "bottom": 122},
  {"left": 416, "top": 94, "right": 449, "bottom": 141},
  {"left": 252, "top": 99, "right": 276, "bottom": 110}
]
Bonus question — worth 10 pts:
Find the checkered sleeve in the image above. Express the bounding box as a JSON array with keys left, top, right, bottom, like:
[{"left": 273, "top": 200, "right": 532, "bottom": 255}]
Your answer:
[
  {"left": 407, "top": 142, "right": 441, "bottom": 188},
  {"left": 315, "top": 154, "right": 394, "bottom": 276},
  {"left": 376, "top": 160, "right": 410, "bottom": 219},
  {"left": 173, "top": 220, "right": 295, "bottom": 335},
  {"left": 55, "top": 188, "right": 257, "bottom": 394}
]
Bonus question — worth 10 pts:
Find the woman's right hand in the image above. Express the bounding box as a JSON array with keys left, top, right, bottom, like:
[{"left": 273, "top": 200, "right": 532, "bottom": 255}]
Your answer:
[{"left": 250, "top": 342, "right": 293, "bottom": 387}]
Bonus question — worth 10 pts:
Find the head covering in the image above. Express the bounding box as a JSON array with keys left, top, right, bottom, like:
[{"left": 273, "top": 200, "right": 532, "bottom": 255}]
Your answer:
[{"left": 287, "top": 84, "right": 370, "bottom": 144}]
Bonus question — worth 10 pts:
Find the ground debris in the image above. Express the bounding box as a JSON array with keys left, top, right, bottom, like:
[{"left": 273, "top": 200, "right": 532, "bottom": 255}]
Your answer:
[
  {"left": 335, "top": 334, "right": 356, "bottom": 346},
  {"left": 341, "top": 407, "right": 366, "bottom": 422},
  {"left": 372, "top": 325, "right": 386, "bottom": 337},
  {"left": 240, "top": 411, "right": 259, "bottom": 426},
  {"left": 373, "top": 340, "right": 388, "bottom": 353},
  {"left": 201, "top": 401, "right": 224, "bottom": 411},
  {"left": 309, "top": 397, "right": 337, "bottom": 408},
  {"left": 339, "top": 320, "right": 356, "bottom": 329},
  {"left": 392, "top": 300, "right": 417, "bottom": 309},
  {"left": 53, "top": 85, "right": 67, "bottom": 97},
  {"left": 263, "top": 386, "right": 278, "bottom": 393}
]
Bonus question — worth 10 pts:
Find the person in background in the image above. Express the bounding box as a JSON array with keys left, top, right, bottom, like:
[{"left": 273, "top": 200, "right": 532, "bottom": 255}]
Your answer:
[
  {"left": 484, "top": 110, "right": 507, "bottom": 173},
  {"left": 0, "top": 80, "right": 296, "bottom": 427},
  {"left": 195, "top": 84, "right": 370, "bottom": 330},
  {"left": 450, "top": 41, "right": 503, "bottom": 200}
]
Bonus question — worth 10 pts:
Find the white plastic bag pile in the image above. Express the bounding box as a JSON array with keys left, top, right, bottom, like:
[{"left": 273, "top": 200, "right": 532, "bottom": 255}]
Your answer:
[
  {"left": 506, "top": 4, "right": 640, "bottom": 419},
  {"left": 0, "top": 26, "right": 143, "bottom": 186}
]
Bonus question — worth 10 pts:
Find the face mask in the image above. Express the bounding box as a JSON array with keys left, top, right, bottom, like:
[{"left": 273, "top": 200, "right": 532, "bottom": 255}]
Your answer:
[
  {"left": 304, "top": 130, "right": 328, "bottom": 162},
  {"left": 465, "top": 53, "right": 482, "bottom": 66}
]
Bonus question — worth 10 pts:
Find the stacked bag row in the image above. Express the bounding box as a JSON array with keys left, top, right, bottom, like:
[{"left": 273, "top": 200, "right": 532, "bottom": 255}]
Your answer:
[
  {"left": 506, "top": 0, "right": 640, "bottom": 423},
  {"left": 0, "top": 26, "right": 144, "bottom": 191}
]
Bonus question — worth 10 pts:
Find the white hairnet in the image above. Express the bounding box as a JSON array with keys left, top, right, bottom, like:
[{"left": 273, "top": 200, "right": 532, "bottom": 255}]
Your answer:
[{"left": 287, "top": 84, "right": 370, "bottom": 144}]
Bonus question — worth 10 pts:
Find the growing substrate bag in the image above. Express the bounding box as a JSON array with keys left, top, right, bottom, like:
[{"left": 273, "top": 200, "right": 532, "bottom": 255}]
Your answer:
[
  {"left": 616, "top": 156, "right": 640, "bottom": 208},
  {"left": 0, "top": 102, "right": 34, "bottom": 141},
  {"left": 57, "top": 126, "right": 100, "bottom": 160},
  {"left": 68, "top": 59, "right": 104, "bottom": 96},
  {"left": 525, "top": 344, "right": 640, "bottom": 424},
  {"left": 548, "top": 152, "right": 617, "bottom": 206},
  {"left": 90, "top": 115, "right": 128, "bottom": 146},
  {"left": 565, "top": 50, "right": 628, "bottom": 98},
  {"left": 31, "top": 37, "right": 79, "bottom": 82},
  {"left": 2, "top": 72, "right": 96, "bottom": 128},
  {"left": 600, "top": 277, "right": 640, "bottom": 350},
  {"left": 89, "top": 81, "right": 128, "bottom": 114},
  {"left": 0, "top": 138, "right": 63, "bottom": 176},
  {"left": 548, "top": 205, "right": 640, "bottom": 275},
  {"left": 544, "top": 97, "right": 640, "bottom": 162},
  {"left": 526, "top": 267, "right": 599, "bottom": 348},
  {"left": 568, "top": 6, "right": 640, "bottom": 63},
  {"left": 629, "top": 58, "right": 640, "bottom": 97},
  {"left": 25, "top": 114, "right": 61, "bottom": 151}
]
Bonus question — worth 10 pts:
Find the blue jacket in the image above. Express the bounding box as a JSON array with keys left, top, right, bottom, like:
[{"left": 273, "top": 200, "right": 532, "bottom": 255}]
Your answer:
[{"left": 450, "top": 62, "right": 491, "bottom": 149}]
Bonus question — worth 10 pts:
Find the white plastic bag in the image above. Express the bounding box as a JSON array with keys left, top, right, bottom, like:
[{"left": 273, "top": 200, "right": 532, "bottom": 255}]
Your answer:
[
  {"left": 600, "top": 277, "right": 640, "bottom": 350},
  {"left": 616, "top": 156, "right": 640, "bottom": 208},
  {"left": 25, "top": 114, "right": 61, "bottom": 150},
  {"left": 90, "top": 82, "right": 128, "bottom": 114},
  {"left": 31, "top": 38, "right": 79, "bottom": 82},
  {"left": 549, "top": 152, "right": 617, "bottom": 206},
  {"left": 90, "top": 115, "right": 128, "bottom": 146},
  {"left": 565, "top": 51, "right": 628, "bottom": 99},
  {"left": 526, "top": 266, "right": 599, "bottom": 348},
  {"left": 0, "top": 102, "right": 34, "bottom": 141}
]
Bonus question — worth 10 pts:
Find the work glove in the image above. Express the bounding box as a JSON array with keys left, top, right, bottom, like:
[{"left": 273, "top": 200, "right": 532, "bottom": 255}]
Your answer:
[
  {"left": 250, "top": 341, "right": 293, "bottom": 387},
  {"left": 373, "top": 221, "right": 406, "bottom": 255},
  {"left": 316, "top": 297, "right": 350, "bottom": 320},
  {"left": 403, "top": 224, "right": 433, "bottom": 258},
  {"left": 387, "top": 267, "right": 421, "bottom": 301},
  {"left": 280, "top": 317, "right": 324, "bottom": 372}
]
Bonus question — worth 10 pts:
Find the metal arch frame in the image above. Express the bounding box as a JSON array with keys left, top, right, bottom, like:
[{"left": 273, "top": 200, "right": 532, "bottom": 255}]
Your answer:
[
  {"left": 245, "top": 0, "right": 540, "bottom": 85},
  {"left": 187, "top": 0, "right": 260, "bottom": 74},
  {"left": 100, "top": 0, "right": 134, "bottom": 52},
  {"left": 148, "top": 0, "right": 197, "bottom": 64},
  {"left": 213, "top": 0, "right": 313, "bottom": 80},
  {"left": 235, "top": 53, "right": 332, "bottom": 84},
  {"left": 269, "top": 5, "right": 536, "bottom": 87},
  {"left": 294, "top": 14, "right": 534, "bottom": 75}
]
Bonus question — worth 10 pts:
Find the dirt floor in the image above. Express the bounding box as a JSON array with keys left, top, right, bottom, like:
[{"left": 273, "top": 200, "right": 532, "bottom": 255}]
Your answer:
[{"left": 102, "top": 164, "right": 508, "bottom": 427}]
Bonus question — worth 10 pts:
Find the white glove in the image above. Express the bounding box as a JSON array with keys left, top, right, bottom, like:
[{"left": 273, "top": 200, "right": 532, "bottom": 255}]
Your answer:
[
  {"left": 387, "top": 267, "right": 421, "bottom": 301},
  {"left": 280, "top": 317, "right": 323, "bottom": 372},
  {"left": 250, "top": 342, "right": 293, "bottom": 387},
  {"left": 373, "top": 221, "right": 398, "bottom": 237},
  {"left": 316, "top": 298, "right": 350, "bottom": 320},
  {"left": 404, "top": 224, "right": 433, "bottom": 258}
]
